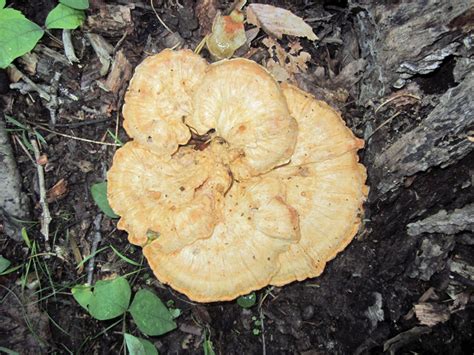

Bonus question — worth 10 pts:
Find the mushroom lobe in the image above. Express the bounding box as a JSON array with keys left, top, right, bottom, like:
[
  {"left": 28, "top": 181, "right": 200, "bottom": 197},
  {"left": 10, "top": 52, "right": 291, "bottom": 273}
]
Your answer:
[
  {"left": 108, "top": 50, "right": 368, "bottom": 303},
  {"left": 122, "top": 49, "right": 208, "bottom": 156},
  {"left": 189, "top": 58, "right": 298, "bottom": 180}
]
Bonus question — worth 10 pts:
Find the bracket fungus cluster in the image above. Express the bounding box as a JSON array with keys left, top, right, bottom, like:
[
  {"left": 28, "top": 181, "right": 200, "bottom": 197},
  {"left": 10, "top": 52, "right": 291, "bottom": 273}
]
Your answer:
[{"left": 108, "top": 49, "right": 368, "bottom": 302}]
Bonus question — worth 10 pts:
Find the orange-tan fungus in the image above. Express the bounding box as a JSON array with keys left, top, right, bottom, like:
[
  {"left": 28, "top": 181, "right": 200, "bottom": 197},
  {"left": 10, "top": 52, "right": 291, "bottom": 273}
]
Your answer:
[{"left": 107, "top": 49, "right": 368, "bottom": 302}]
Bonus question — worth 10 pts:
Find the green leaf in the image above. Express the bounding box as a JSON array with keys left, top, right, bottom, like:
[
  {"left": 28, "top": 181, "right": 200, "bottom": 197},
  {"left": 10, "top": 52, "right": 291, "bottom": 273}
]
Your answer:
[
  {"left": 88, "top": 277, "right": 131, "bottom": 320},
  {"left": 237, "top": 292, "right": 256, "bottom": 308},
  {"left": 110, "top": 245, "right": 141, "bottom": 266},
  {"left": 0, "top": 264, "right": 22, "bottom": 276},
  {"left": 71, "top": 284, "right": 93, "bottom": 310},
  {"left": 5, "top": 115, "right": 27, "bottom": 130},
  {"left": 129, "top": 289, "right": 177, "bottom": 336},
  {"left": 0, "top": 1, "right": 6, "bottom": 9},
  {"left": 72, "top": 277, "right": 131, "bottom": 320},
  {"left": 59, "top": 0, "right": 89, "bottom": 10},
  {"left": 203, "top": 339, "right": 216, "bottom": 355},
  {"left": 0, "top": 256, "right": 11, "bottom": 274},
  {"left": 0, "top": 9, "right": 44, "bottom": 69},
  {"left": 0, "top": 346, "right": 20, "bottom": 355},
  {"left": 21, "top": 227, "right": 32, "bottom": 249},
  {"left": 90, "top": 182, "right": 119, "bottom": 218},
  {"left": 124, "top": 334, "right": 158, "bottom": 355},
  {"left": 45, "top": 4, "right": 85, "bottom": 30},
  {"left": 169, "top": 308, "right": 181, "bottom": 319}
]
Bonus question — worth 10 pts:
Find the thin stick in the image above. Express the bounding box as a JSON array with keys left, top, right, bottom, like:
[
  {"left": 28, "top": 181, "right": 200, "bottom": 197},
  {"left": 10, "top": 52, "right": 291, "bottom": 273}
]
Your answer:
[
  {"left": 9, "top": 64, "right": 51, "bottom": 101},
  {"left": 29, "top": 122, "right": 120, "bottom": 146},
  {"left": 194, "top": 35, "right": 208, "bottom": 54},
  {"left": 366, "top": 112, "right": 401, "bottom": 140},
  {"left": 30, "top": 138, "right": 52, "bottom": 246},
  {"left": 87, "top": 214, "right": 103, "bottom": 285},
  {"left": 150, "top": 0, "right": 173, "bottom": 33},
  {"left": 62, "top": 30, "right": 79, "bottom": 63},
  {"left": 375, "top": 93, "right": 420, "bottom": 113},
  {"left": 12, "top": 134, "right": 35, "bottom": 164}
]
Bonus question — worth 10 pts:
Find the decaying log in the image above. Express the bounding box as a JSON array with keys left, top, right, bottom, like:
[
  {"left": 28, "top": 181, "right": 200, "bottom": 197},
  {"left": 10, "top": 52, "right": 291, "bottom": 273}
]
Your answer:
[
  {"left": 407, "top": 204, "right": 474, "bottom": 236},
  {"left": 372, "top": 73, "right": 473, "bottom": 194},
  {"left": 352, "top": 0, "right": 473, "bottom": 103},
  {"left": 0, "top": 117, "right": 30, "bottom": 241}
]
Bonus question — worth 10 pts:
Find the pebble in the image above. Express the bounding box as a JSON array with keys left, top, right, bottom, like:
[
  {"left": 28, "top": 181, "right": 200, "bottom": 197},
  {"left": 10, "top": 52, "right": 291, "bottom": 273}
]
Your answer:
[{"left": 302, "top": 305, "right": 315, "bottom": 320}]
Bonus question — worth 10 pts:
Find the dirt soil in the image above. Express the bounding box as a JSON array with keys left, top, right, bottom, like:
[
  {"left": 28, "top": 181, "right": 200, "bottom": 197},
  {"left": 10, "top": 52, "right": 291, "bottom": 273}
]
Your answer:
[{"left": 0, "top": 0, "right": 473, "bottom": 354}]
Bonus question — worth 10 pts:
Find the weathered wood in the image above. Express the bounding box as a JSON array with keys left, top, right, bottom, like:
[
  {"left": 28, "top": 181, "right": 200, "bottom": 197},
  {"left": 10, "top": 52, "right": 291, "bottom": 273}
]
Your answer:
[
  {"left": 0, "top": 116, "right": 30, "bottom": 240},
  {"left": 352, "top": 0, "right": 473, "bottom": 103},
  {"left": 372, "top": 73, "right": 473, "bottom": 194},
  {"left": 407, "top": 204, "right": 474, "bottom": 236}
]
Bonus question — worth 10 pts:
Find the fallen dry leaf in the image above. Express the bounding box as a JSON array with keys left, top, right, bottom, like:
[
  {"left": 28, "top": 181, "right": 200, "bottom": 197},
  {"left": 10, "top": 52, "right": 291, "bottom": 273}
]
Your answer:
[
  {"left": 47, "top": 178, "right": 68, "bottom": 203},
  {"left": 247, "top": 4, "right": 317, "bottom": 41},
  {"left": 263, "top": 37, "right": 311, "bottom": 83}
]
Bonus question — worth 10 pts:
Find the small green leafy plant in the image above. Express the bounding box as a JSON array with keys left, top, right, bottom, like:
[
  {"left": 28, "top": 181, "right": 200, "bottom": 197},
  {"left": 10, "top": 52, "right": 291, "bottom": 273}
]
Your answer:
[
  {"left": 90, "top": 181, "right": 119, "bottom": 218},
  {"left": 0, "top": 0, "right": 89, "bottom": 68},
  {"left": 237, "top": 291, "right": 257, "bottom": 308},
  {"left": 72, "top": 276, "right": 179, "bottom": 353}
]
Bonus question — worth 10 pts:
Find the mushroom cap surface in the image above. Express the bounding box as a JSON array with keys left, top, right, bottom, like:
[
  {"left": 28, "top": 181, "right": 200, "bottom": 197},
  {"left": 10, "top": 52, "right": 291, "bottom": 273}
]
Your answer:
[
  {"left": 143, "top": 176, "right": 300, "bottom": 302},
  {"left": 108, "top": 141, "right": 232, "bottom": 250},
  {"left": 108, "top": 50, "right": 368, "bottom": 302},
  {"left": 122, "top": 49, "right": 208, "bottom": 156},
  {"left": 268, "top": 84, "right": 368, "bottom": 285},
  {"left": 188, "top": 58, "right": 298, "bottom": 180}
]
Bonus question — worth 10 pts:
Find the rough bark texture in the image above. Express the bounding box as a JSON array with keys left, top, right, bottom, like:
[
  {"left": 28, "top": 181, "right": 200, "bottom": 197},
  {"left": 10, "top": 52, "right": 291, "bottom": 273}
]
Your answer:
[
  {"left": 352, "top": 0, "right": 473, "bottom": 103},
  {"left": 0, "top": 116, "right": 30, "bottom": 241},
  {"left": 372, "top": 72, "right": 473, "bottom": 194},
  {"left": 407, "top": 203, "right": 474, "bottom": 236}
]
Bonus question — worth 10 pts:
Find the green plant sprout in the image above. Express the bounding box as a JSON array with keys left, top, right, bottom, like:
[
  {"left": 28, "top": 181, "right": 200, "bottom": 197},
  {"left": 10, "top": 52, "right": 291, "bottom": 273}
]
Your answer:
[
  {"left": 4, "top": 115, "right": 47, "bottom": 153},
  {"left": 72, "top": 276, "right": 179, "bottom": 354},
  {"left": 90, "top": 181, "right": 119, "bottom": 218},
  {"left": 237, "top": 291, "right": 257, "bottom": 308},
  {"left": 0, "top": 0, "right": 89, "bottom": 68}
]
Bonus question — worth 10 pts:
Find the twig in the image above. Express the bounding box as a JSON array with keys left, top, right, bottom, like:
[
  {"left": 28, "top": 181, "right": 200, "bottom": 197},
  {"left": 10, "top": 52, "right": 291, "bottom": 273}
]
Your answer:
[
  {"left": 258, "top": 288, "right": 272, "bottom": 355},
  {"left": 46, "top": 72, "right": 61, "bottom": 126},
  {"left": 62, "top": 30, "right": 79, "bottom": 63},
  {"left": 30, "top": 138, "right": 52, "bottom": 247},
  {"left": 113, "top": 31, "right": 128, "bottom": 54},
  {"left": 150, "top": 0, "right": 173, "bottom": 33},
  {"left": 9, "top": 64, "right": 51, "bottom": 101},
  {"left": 366, "top": 112, "right": 401, "bottom": 140},
  {"left": 260, "top": 307, "right": 266, "bottom": 355},
  {"left": 87, "top": 214, "right": 103, "bottom": 285},
  {"left": 375, "top": 93, "right": 421, "bottom": 113},
  {"left": 27, "top": 121, "right": 120, "bottom": 146},
  {"left": 12, "top": 134, "right": 35, "bottom": 164},
  {"left": 55, "top": 118, "right": 111, "bottom": 128}
]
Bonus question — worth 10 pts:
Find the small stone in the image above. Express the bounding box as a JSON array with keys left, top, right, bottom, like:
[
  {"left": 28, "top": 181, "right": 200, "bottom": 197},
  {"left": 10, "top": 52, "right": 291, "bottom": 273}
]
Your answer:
[{"left": 302, "top": 305, "right": 315, "bottom": 320}]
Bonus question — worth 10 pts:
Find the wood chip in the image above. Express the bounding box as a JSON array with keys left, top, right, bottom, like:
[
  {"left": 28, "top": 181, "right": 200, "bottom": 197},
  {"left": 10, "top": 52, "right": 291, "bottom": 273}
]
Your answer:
[
  {"left": 46, "top": 178, "right": 68, "bottom": 203},
  {"left": 414, "top": 302, "right": 451, "bottom": 327},
  {"left": 104, "top": 49, "right": 133, "bottom": 94}
]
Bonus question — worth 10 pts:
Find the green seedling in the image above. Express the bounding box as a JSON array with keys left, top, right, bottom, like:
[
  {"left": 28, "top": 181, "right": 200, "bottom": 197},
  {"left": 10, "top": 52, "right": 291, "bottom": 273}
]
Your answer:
[
  {"left": 124, "top": 333, "right": 157, "bottom": 355},
  {"left": 237, "top": 291, "right": 257, "bottom": 308},
  {"left": 0, "top": 0, "right": 89, "bottom": 68},
  {"left": 72, "top": 276, "right": 178, "bottom": 353},
  {"left": 90, "top": 182, "right": 119, "bottom": 218}
]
